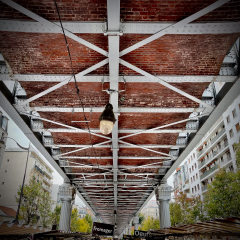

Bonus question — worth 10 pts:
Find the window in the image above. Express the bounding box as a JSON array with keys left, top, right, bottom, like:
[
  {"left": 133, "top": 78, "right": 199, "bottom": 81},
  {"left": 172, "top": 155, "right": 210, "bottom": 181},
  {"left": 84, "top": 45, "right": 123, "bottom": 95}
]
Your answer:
[
  {"left": 192, "top": 188, "right": 194, "bottom": 193},
  {"left": 226, "top": 115, "right": 230, "bottom": 123},
  {"left": 192, "top": 166, "right": 194, "bottom": 171},
  {"left": 188, "top": 159, "right": 190, "bottom": 164},
  {"left": 197, "top": 184, "right": 200, "bottom": 190},
  {"left": 5, "top": 170, "right": 7, "bottom": 173},
  {"left": 229, "top": 129, "right": 234, "bottom": 138},
  {"left": 191, "top": 156, "right": 193, "bottom": 161},
  {"left": 195, "top": 186, "right": 197, "bottom": 192},
  {"left": 193, "top": 153, "right": 195, "bottom": 158},
  {"left": 196, "top": 173, "right": 198, "bottom": 179},
  {"left": 191, "top": 177, "right": 193, "bottom": 183},
  {"left": 236, "top": 123, "right": 240, "bottom": 132},
  {"left": 232, "top": 109, "right": 237, "bottom": 118},
  {"left": 2, "top": 182, "right": 4, "bottom": 185},
  {"left": 189, "top": 168, "right": 191, "bottom": 173},
  {"left": 195, "top": 163, "right": 197, "bottom": 168},
  {"left": 7, "top": 159, "right": 9, "bottom": 162},
  {"left": 193, "top": 176, "right": 195, "bottom": 181}
]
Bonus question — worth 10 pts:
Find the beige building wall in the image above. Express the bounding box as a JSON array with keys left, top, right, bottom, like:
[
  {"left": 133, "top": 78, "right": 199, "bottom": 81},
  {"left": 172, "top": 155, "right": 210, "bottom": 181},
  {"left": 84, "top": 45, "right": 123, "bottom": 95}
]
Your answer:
[{"left": 0, "top": 148, "right": 53, "bottom": 211}]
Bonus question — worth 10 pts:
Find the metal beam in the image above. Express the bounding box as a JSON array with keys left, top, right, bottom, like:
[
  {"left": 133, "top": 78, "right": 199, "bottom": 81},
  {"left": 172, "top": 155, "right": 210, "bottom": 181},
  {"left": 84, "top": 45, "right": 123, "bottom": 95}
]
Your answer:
[
  {"left": 107, "top": 0, "right": 120, "bottom": 213},
  {"left": 119, "top": 0, "right": 231, "bottom": 56},
  {"left": 19, "top": 106, "right": 204, "bottom": 113},
  {"left": 1, "top": 74, "right": 236, "bottom": 83},
  {"left": 20, "top": 112, "right": 111, "bottom": 140},
  {"left": 120, "top": 59, "right": 214, "bottom": 111},
  {"left": 0, "top": 0, "right": 108, "bottom": 56},
  {"left": 164, "top": 76, "right": 240, "bottom": 179},
  {"left": 46, "top": 144, "right": 185, "bottom": 148},
  {"left": 1, "top": 20, "right": 239, "bottom": 34},
  {"left": 16, "top": 59, "right": 108, "bottom": 106},
  {"left": 33, "top": 128, "right": 198, "bottom": 134},
  {"left": 57, "top": 156, "right": 174, "bottom": 160},
  {"left": 0, "top": 90, "right": 97, "bottom": 215}
]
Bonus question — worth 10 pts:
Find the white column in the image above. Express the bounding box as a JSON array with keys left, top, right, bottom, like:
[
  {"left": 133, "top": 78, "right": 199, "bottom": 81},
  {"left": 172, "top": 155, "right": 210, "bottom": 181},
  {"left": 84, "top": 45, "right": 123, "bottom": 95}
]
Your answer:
[
  {"left": 155, "top": 179, "right": 172, "bottom": 229},
  {"left": 133, "top": 216, "right": 139, "bottom": 230},
  {"left": 59, "top": 182, "right": 75, "bottom": 231},
  {"left": 128, "top": 222, "right": 132, "bottom": 235}
]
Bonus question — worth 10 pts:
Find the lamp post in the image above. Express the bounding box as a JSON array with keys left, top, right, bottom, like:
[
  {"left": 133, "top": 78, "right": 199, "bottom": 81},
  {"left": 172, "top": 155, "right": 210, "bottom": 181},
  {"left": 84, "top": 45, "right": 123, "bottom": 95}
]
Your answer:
[{"left": 3, "top": 137, "right": 30, "bottom": 222}]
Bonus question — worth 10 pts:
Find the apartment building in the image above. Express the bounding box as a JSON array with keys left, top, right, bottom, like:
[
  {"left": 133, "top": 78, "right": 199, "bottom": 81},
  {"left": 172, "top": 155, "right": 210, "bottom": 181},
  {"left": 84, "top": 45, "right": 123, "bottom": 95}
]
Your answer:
[
  {"left": 0, "top": 111, "right": 8, "bottom": 168},
  {"left": 141, "top": 200, "right": 159, "bottom": 219},
  {"left": 0, "top": 148, "right": 53, "bottom": 210}
]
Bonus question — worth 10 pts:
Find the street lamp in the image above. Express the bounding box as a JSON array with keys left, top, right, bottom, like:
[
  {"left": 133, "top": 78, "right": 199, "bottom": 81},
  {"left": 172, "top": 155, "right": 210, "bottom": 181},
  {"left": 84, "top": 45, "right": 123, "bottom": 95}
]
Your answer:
[
  {"left": 99, "top": 103, "right": 116, "bottom": 135},
  {"left": 3, "top": 137, "right": 30, "bottom": 223}
]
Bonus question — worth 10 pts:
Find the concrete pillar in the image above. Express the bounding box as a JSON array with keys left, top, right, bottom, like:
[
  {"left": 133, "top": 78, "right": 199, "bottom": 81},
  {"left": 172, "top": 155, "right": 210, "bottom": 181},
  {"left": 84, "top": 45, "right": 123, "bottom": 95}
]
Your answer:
[
  {"left": 155, "top": 179, "right": 172, "bottom": 229},
  {"left": 128, "top": 222, "right": 132, "bottom": 235},
  {"left": 133, "top": 216, "right": 139, "bottom": 231},
  {"left": 59, "top": 182, "right": 75, "bottom": 231}
]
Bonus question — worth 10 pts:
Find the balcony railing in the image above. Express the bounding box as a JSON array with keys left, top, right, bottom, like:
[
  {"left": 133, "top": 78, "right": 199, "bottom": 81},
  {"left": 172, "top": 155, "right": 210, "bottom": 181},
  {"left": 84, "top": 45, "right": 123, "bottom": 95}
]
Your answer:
[
  {"left": 202, "top": 185, "right": 208, "bottom": 192},
  {"left": 200, "top": 164, "right": 219, "bottom": 180},
  {"left": 210, "top": 128, "right": 225, "bottom": 145}
]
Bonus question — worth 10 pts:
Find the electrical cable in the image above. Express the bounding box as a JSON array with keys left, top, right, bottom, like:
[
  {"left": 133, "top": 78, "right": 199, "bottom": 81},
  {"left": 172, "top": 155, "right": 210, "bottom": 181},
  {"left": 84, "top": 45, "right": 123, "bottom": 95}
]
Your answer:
[{"left": 53, "top": 0, "right": 99, "bottom": 168}]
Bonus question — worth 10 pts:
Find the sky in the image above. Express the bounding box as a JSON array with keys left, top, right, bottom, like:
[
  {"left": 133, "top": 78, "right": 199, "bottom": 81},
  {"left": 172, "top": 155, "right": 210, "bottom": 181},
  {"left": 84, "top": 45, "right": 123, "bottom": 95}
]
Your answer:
[{"left": 1, "top": 106, "right": 174, "bottom": 208}]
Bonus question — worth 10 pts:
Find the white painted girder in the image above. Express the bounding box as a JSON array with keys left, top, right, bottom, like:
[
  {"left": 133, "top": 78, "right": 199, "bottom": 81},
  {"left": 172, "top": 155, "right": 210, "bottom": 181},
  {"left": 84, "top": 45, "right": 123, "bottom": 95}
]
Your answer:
[
  {"left": 33, "top": 128, "right": 197, "bottom": 134},
  {"left": 0, "top": 0, "right": 108, "bottom": 56},
  {"left": 120, "top": 59, "right": 214, "bottom": 111},
  {"left": 0, "top": 20, "right": 239, "bottom": 34},
  {"left": 46, "top": 144, "right": 185, "bottom": 148},
  {"left": 56, "top": 156, "right": 175, "bottom": 160},
  {"left": 20, "top": 106, "right": 204, "bottom": 113},
  {"left": 1, "top": 74, "right": 236, "bottom": 82},
  {"left": 119, "top": 0, "right": 231, "bottom": 56}
]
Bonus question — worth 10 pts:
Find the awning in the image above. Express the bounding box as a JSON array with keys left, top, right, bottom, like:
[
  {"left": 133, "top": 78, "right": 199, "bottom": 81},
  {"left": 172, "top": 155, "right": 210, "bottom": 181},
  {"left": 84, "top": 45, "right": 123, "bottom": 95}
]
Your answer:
[
  {"left": 0, "top": 221, "right": 50, "bottom": 235},
  {"left": 151, "top": 217, "right": 240, "bottom": 237}
]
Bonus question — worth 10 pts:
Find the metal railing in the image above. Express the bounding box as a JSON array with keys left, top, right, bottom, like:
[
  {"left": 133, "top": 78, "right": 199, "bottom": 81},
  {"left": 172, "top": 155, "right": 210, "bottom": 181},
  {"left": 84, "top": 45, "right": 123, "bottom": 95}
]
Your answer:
[
  {"left": 202, "top": 185, "right": 208, "bottom": 192},
  {"left": 200, "top": 164, "right": 219, "bottom": 180},
  {"left": 210, "top": 128, "right": 225, "bottom": 145}
]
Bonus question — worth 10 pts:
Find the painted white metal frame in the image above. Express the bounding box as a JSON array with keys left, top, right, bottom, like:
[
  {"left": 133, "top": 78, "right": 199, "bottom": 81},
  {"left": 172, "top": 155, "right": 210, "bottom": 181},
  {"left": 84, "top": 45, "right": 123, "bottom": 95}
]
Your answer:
[
  {"left": 0, "top": 0, "right": 108, "bottom": 56},
  {"left": 1, "top": 20, "right": 239, "bottom": 35},
  {"left": 1, "top": 74, "right": 236, "bottom": 82},
  {"left": 119, "top": 0, "right": 231, "bottom": 56}
]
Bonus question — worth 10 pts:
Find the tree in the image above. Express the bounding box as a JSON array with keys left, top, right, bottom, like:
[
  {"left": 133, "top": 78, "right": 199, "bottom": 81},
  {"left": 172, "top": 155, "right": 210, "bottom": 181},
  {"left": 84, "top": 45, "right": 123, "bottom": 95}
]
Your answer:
[
  {"left": 85, "top": 214, "right": 93, "bottom": 233},
  {"left": 204, "top": 168, "right": 240, "bottom": 218},
  {"left": 76, "top": 218, "right": 90, "bottom": 233},
  {"left": 169, "top": 193, "right": 206, "bottom": 226},
  {"left": 139, "top": 216, "right": 159, "bottom": 231},
  {"left": 15, "top": 177, "right": 53, "bottom": 226},
  {"left": 204, "top": 141, "right": 240, "bottom": 218},
  {"left": 51, "top": 204, "right": 61, "bottom": 228},
  {"left": 70, "top": 208, "right": 80, "bottom": 232}
]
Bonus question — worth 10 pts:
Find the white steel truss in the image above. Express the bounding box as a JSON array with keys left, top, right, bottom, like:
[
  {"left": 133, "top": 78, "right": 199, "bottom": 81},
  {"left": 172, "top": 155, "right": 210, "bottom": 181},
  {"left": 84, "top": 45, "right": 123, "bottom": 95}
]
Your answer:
[{"left": 0, "top": 20, "right": 239, "bottom": 34}]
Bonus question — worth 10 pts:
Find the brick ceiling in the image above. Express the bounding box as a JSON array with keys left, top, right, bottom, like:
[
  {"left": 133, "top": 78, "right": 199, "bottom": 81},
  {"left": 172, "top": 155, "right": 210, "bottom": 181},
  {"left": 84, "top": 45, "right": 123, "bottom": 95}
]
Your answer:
[{"left": 0, "top": 0, "right": 240, "bottom": 235}]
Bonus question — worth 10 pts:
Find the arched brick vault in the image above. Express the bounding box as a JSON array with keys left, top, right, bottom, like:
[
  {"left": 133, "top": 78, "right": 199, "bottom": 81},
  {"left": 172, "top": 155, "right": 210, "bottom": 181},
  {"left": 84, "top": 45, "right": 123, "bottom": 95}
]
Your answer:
[{"left": 0, "top": 0, "right": 240, "bottom": 234}]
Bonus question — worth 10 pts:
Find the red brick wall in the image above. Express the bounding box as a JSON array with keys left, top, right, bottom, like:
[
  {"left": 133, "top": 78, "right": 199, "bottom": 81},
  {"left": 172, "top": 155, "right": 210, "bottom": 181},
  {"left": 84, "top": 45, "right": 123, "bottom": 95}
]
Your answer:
[
  {"left": 1, "top": 0, "right": 239, "bottom": 21},
  {"left": 120, "top": 34, "right": 240, "bottom": 75},
  {"left": 0, "top": 0, "right": 107, "bottom": 21},
  {"left": 120, "top": 0, "right": 240, "bottom": 21}
]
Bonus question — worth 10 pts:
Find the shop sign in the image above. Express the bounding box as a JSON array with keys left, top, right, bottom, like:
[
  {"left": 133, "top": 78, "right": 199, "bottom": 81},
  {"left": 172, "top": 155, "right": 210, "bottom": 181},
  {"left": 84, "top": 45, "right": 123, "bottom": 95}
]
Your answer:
[
  {"left": 134, "top": 230, "right": 154, "bottom": 239},
  {"left": 92, "top": 222, "right": 114, "bottom": 236}
]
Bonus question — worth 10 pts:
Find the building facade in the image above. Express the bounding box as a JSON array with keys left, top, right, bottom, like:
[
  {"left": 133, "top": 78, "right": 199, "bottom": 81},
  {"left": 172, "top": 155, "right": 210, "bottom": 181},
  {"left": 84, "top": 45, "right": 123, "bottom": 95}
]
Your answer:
[
  {"left": 0, "top": 111, "right": 8, "bottom": 168},
  {"left": 0, "top": 148, "right": 53, "bottom": 210},
  {"left": 173, "top": 94, "right": 240, "bottom": 200},
  {"left": 141, "top": 200, "right": 159, "bottom": 219}
]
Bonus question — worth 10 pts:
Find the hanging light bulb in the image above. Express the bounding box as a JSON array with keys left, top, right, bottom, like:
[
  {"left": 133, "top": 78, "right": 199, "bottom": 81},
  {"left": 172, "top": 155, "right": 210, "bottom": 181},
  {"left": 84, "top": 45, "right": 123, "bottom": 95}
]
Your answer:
[{"left": 99, "top": 103, "right": 116, "bottom": 135}]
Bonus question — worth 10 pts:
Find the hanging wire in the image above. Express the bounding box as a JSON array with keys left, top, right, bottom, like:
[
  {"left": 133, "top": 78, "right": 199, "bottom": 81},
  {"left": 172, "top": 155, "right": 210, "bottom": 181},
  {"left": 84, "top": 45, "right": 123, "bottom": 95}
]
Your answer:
[{"left": 53, "top": 0, "right": 99, "bottom": 168}]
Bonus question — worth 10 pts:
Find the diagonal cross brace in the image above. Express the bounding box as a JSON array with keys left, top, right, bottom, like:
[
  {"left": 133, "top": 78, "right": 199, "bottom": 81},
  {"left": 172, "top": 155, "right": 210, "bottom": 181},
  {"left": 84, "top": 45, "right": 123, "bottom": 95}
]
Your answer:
[
  {"left": 0, "top": 0, "right": 108, "bottom": 57},
  {"left": 119, "top": 59, "right": 214, "bottom": 111},
  {"left": 119, "top": 0, "right": 231, "bottom": 56},
  {"left": 17, "top": 59, "right": 109, "bottom": 106}
]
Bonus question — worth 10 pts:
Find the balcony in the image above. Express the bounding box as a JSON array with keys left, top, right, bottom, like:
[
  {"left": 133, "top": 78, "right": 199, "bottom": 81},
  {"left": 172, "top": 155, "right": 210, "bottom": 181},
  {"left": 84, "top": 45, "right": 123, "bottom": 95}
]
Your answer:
[
  {"left": 182, "top": 183, "right": 189, "bottom": 191},
  {"left": 34, "top": 164, "right": 45, "bottom": 176},
  {"left": 42, "top": 183, "right": 51, "bottom": 192},
  {"left": 210, "top": 128, "right": 225, "bottom": 145},
  {"left": 202, "top": 185, "right": 208, "bottom": 192},
  {"left": 200, "top": 164, "right": 219, "bottom": 180}
]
